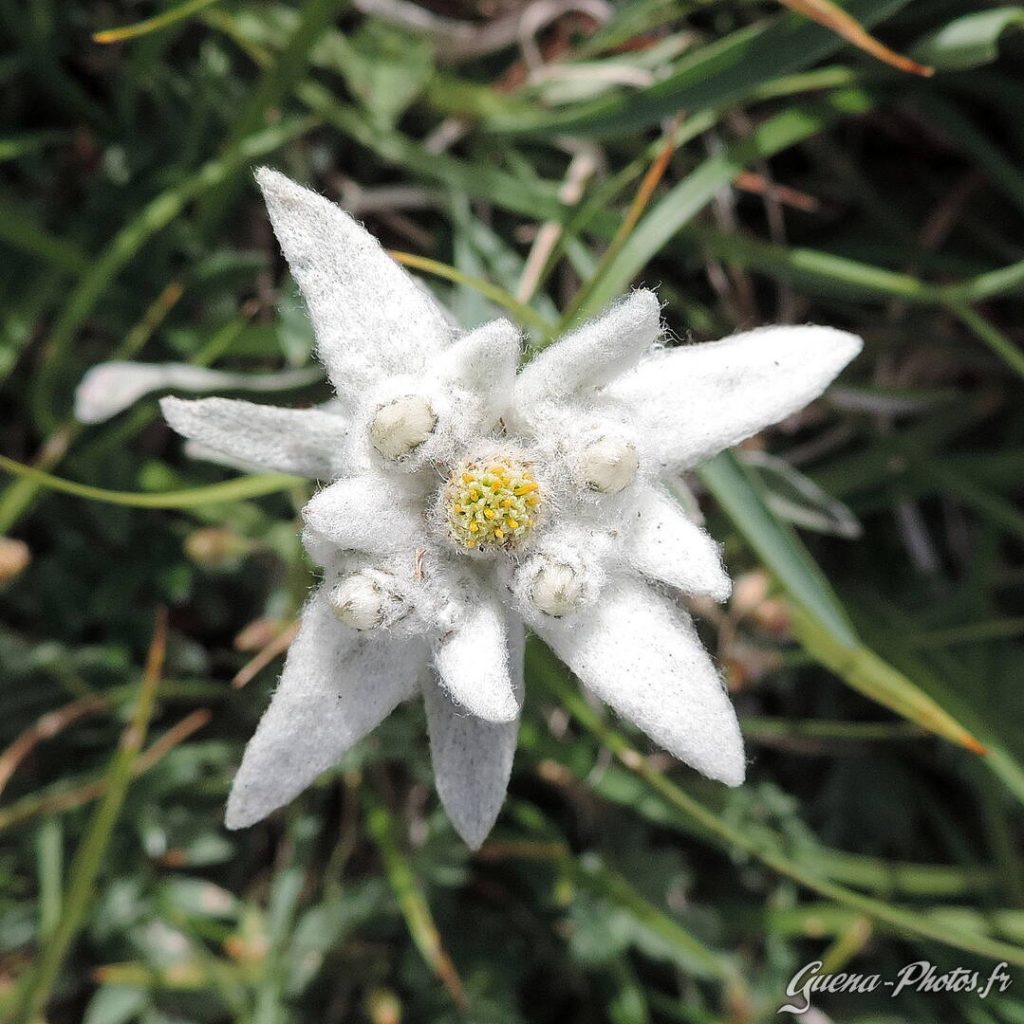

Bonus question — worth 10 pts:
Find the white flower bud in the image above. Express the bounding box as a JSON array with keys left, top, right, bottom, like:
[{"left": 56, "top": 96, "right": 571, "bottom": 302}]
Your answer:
[
  {"left": 579, "top": 437, "right": 638, "bottom": 494},
  {"left": 329, "top": 572, "right": 402, "bottom": 630},
  {"left": 369, "top": 395, "right": 437, "bottom": 461},
  {"left": 530, "top": 561, "right": 583, "bottom": 617}
]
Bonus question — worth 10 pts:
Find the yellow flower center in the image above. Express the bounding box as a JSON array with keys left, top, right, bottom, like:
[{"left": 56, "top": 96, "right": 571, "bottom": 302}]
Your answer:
[{"left": 444, "top": 455, "right": 541, "bottom": 552}]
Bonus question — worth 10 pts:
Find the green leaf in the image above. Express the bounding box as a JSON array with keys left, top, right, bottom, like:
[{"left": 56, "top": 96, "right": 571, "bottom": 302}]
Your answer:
[
  {"left": 480, "top": 0, "right": 914, "bottom": 136},
  {"left": 0, "top": 454, "right": 300, "bottom": 509},
  {"left": 563, "top": 91, "right": 873, "bottom": 325},
  {"left": 912, "top": 7, "right": 1024, "bottom": 71},
  {"left": 698, "top": 452, "right": 987, "bottom": 754},
  {"left": 331, "top": 22, "right": 435, "bottom": 129},
  {"left": 698, "top": 452, "right": 857, "bottom": 645},
  {"left": 531, "top": 643, "right": 1024, "bottom": 968},
  {"left": 82, "top": 985, "right": 150, "bottom": 1024},
  {"left": 93, "top": 0, "right": 224, "bottom": 43}
]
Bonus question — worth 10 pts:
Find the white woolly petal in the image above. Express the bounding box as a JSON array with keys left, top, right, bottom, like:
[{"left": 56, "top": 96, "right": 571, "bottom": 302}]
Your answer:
[
  {"left": 302, "top": 473, "right": 423, "bottom": 554},
  {"left": 626, "top": 486, "right": 731, "bottom": 601},
  {"left": 355, "top": 319, "right": 521, "bottom": 473},
  {"left": 302, "top": 527, "right": 338, "bottom": 569},
  {"left": 256, "top": 168, "right": 453, "bottom": 404},
  {"left": 225, "top": 590, "right": 426, "bottom": 828},
  {"left": 536, "top": 580, "right": 745, "bottom": 786},
  {"left": 434, "top": 317, "right": 519, "bottom": 430},
  {"left": 183, "top": 440, "right": 264, "bottom": 475},
  {"left": 431, "top": 589, "right": 520, "bottom": 723},
  {"left": 161, "top": 397, "right": 347, "bottom": 479},
  {"left": 75, "top": 360, "right": 321, "bottom": 424},
  {"left": 605, "top": 325, "right": 862, "bottom": 471},
  {"left": 424, "top": 617, "right": 524, "bottom": 849},
  {"left": 514, "top": 290, "right": 661, "bottom": 414}
]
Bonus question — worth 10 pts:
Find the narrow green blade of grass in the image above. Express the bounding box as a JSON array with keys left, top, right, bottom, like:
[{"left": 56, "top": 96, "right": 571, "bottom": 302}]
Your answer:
[
  {"left": 93, "top": 0, "right": 223, "bottom": 43},
  {"left": 693, "top": 231, "right": 1024, "bottom": 311},
  {"left": 912, "top": 5, "right": 1024, "bottom": 70},
  {"left": 364, "top": 785, "right": 467, "bottom": 1011},
  {"left": 857, "top": 603, "right": 1024, "bottom": 809},
  {"left": 944, "top": 258, "right": 1024, "bottom": 304},
  {"left": 30, "top": 115, "right": 317, "bottom": 432},
  {"left": 193, "top": 0, "right": 347, "bottom": 233},
  {"left": 481, "top": 0, "right": 913, "bottom": 135},
  {"left": 688, "top": 234, "right": 1024, "bottom": 379},
  {"left": 252, "top": 815, "right": 318, "bottom": 1024},
  {"left": 945, "top": 300, "right": 1024, "bottom": 381},
  {"left": 572, "top": 762, "right": 998, "bottom": 898},
  {"left": 0, "top": 204, "right": 91, "bottom": 274},
  {"left": 697, "top": 229, "right": 938, "bottom": 303},
  {"left": 572, "top": 856, "right": 737, "bottom": 982},
  {"left": 698, "top": 452, "right": 986, "bottom": 753},
  {"left": 0, "top": 455, "right": 300, "bottom": 509},
  {"left": 296, "top": 83, "right": 568, "bottom": 222},
  {"left": 201, "top": 14, "right": 572, "bottom": 222},
  {"left": 564, "top": 91, "right": 874, "bottom": 326},
  {"left": 777, "top": 0, "right": 932, "bottom": 76},
  {"left": 788, "top": 607, "right": 988, "bottom": 754},
  {"left": 389, "top": 251, "right": 554, "bottom": 332},
  {"left": 0, "top": 129, "right": 71, "bottom": 162},
  {"left": 698, "top": 453, "right": 856, "bottom": 643},
  {"left": 911, "top": 92, "right": 1024, "bottom": 220},
  {"left": 530, "top": 643, "right": 1024, "bottom": 968},
  {"left": 9, "top": 612, "right": 167, "bottom": 1024}
]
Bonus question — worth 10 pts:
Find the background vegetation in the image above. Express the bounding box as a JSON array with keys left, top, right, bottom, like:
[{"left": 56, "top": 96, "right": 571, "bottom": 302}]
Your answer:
[{"left": 2, "top": 0, "right": 1024, "bottom": 1021}]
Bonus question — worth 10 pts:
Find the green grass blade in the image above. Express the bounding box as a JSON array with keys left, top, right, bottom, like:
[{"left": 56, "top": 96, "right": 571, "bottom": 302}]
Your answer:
[
  {"left": 9, "top": 613, "right": 167, "bottom": 1024},
  {"left": 563, "top": 92, "right": 874, "bottom": 326},
  {"left": 0, "top": 204, "right": 90, "bottom": 274},
  {"left": 0, "top": 455, "right": 299, "bottom": 509},
  {"left": 390, "top": 250, "right": 554, "bottom": 332},
  {"left": 364, "top": 784, "right": 467, "bottom": 1011},
  {"left": 699, "top": 452, "right": 857, "bottom": 644},
  {"left": 698, "top": 453, "right": 986, "bottom": 752},
  {"left": 93, "top": 0, "right": 223, "bottom": 43},
  {"left": 30, "top": 116, "right": 317, "bottom": 431},
  {"left": 193, "top": 0, "right": 347, "bottom": 232},
  {"left": 530, "top": 643, "right": 1024, "bottom": 967},
  {"left": 481, "top": 0, "right": 913, "bottom": 135}
]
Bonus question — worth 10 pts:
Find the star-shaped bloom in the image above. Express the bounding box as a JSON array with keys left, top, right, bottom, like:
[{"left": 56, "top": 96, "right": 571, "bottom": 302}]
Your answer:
[{"left": 162, "top": 169, "right": 861, "bottom": 848}]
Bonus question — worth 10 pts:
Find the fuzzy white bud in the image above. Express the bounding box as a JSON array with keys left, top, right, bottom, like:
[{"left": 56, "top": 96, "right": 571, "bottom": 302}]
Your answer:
[
  {"left": 369, "top": 395, "right": 437, "bottom": 461},
  {"left": 579, "top": 438, "right": 638, "bottom": 494},
  {"left": 530, "top": 561, "right": 584, "bottom": 617},
  {"left": 329, "top": 572, "right": 402, "bottom": 630}
]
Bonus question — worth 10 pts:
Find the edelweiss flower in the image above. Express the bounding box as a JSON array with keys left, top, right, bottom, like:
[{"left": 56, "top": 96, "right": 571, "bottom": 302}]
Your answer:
[{"left": 162, "top": 169, "right": 862, "bottom": 848}]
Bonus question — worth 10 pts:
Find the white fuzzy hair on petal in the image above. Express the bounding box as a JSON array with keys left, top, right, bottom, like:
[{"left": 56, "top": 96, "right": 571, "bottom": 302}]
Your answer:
[
  {"left": 302, "top": 472, "right": 426, "bottom": 555},
  {"left": 431, "top": 587, "right": 520, "bottom": 723},
  {"left": 256, "top": 168, "right": 455, "bottom": 406},
  {"left": 433, "top": 318, "right": 520, "bottom": 433},
  {"left": 424, "top": 617, "right": 524, "bottom": 849},
  {"left": 225, "top": 590, "right": 427, "bottom": 829},
  {"left": 514, "top": 289, "right": 662, "bottom": 416},
  {"left": 626, "top": 486, "right": 731, "bottom": 601},
  {"left": 536, "top": 579, "right": 746, "bottom": 786},
  {"left": 606, "top": 325, "right": 862, "bottom": 472},
  {"left": 161, "top": 396, "right": 348, "bottom": 479}
]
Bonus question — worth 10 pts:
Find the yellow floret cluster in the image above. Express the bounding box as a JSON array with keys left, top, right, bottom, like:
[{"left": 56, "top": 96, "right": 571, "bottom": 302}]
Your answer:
[{"left": 444, "top": 455, "right": 541, "bottom": 551}]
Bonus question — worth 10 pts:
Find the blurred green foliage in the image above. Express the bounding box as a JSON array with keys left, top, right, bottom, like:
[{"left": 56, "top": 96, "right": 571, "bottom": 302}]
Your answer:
[{"left": 2, "top": 0, "right": 1024, "bottom": 1021}]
